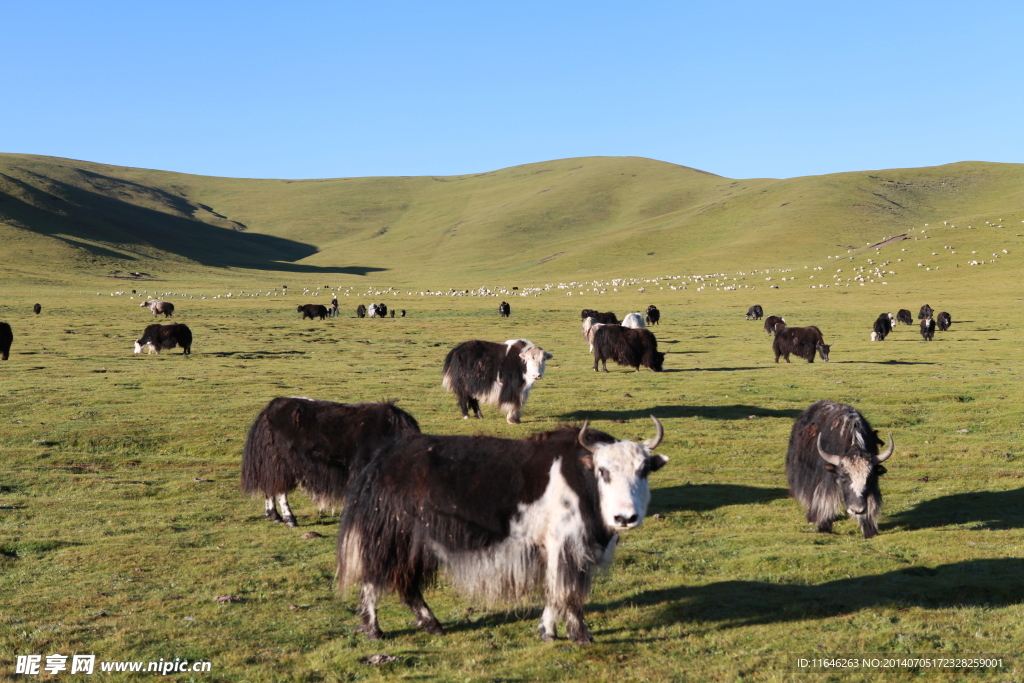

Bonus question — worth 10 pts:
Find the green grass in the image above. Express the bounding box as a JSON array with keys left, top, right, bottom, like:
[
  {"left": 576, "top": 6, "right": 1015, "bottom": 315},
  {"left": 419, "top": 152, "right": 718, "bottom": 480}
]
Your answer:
[{"left": 1, "top": 156, "right": 1024, "bottom": 681}]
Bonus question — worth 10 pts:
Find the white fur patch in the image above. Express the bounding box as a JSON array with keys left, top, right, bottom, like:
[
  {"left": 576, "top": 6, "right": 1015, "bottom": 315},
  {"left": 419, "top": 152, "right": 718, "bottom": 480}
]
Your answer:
[
  {"left": 439, "top": 458, "right": 584, "bottom": 605},
  {"left": 591, "top": 442, "right": 657, "bottom": 529}
]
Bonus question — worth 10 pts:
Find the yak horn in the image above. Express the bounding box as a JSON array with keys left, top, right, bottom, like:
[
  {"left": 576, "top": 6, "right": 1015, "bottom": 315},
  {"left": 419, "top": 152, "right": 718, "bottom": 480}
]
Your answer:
[
  {"left": 876, "top": 433, "right": 895, "bottom": 463},
  {"left": 643, "top": 415, "right": 664, "bottom": 450},
  {"left": 578, "top": 420, "right": 598, "bottom": 454},
  {"left": 816, "top": 432, "right": 843, "bottom": 466}
]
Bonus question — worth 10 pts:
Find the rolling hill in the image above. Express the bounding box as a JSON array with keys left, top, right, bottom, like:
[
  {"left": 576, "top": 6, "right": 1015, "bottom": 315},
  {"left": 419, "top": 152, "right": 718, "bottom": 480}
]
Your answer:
[{"left": 1, "top": 153, "right": 1022, "bottom": 286}]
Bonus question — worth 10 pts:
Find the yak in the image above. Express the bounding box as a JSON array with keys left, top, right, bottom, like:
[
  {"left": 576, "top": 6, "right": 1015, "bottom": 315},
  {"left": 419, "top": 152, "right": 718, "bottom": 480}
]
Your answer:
[
  {"left": 773, "top": 325, "right": 830, "bottom": 363},
  {"left": 241, "top": 398, "right": 420, "bottom": 526},
  {"left": 763, "top": 315, "right": 786, "bottom": 335},
  {"left": 0, "top": 322, "right": 12, "bottom": 360},
  {"left": 918, "top": 304, "right": 934, "bottom": 320},
  {"left": 141, "top": 300, "right": 174, "bottom": 318},
  {"left": 745, "top": 305, "right": 763, "bottom": 320},
  {"left": 591, "top": 325, "right": 664, "bottom": 372},
  {"left": 442, "top": 339, "right": 553, "bottom": 424},
  {"left": 872, "top": 313, "right": 893, "bottom": 341},
  {"left": 581, "top": 309, "right": 619, "bottom": 325},
  {"left": 645, "top": 305, "right": 661, "bottom": 325},
  {"left": 298, "top": 304, "right": 328, "bottom": 321},
  {"left": 621, "top": 312, "right": 646, "bottom": 329},
  {"left": 920, "top": 317, "right": 936, "bottom": 341},
  {"left": 896, "top": 309, "right": 913, "bottom": 326},
  {"left": 786, "top": 400, "right": 894, "bottom": 539},
  {"left": 336, "top": 418, "right": 668, "bottom": 643},
  {"left": 936, "top": 311, "right": 952, "bottom": 331},
  {"left": 134, "top": 323, "right": 192, "bottom": 355},
  {"left": 499, "top": 301, "right": 511, "bottom": 317}
]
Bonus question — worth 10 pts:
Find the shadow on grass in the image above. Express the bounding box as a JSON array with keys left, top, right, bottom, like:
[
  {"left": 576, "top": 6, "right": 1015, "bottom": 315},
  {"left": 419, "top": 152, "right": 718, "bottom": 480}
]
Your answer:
[
  {"left": 210, "top": 350, "right": 308, "bottom": 357},
  {"left": 651, "top": 484, "right": 789, "bottom": 514},
  {"left": 590, "top": 558, "right": 1024, "bottom": 631},
  {"left": 663, "top": 366, "right": 768, "bottom": 373},
  {"left": 834, "top": 360, "right": 937, "bottom": 365},
  {"left": 558, "top": 405, "right": 803, "bottom": 421},
  {"left": 886, "top": 488, "right": 1024, "bottom": 530}
]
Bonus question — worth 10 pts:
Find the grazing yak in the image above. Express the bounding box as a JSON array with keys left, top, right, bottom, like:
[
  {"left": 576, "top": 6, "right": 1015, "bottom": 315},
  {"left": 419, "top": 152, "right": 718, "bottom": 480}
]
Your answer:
[
  {"left": 134, "top": 323, "right": 192, "bottom": 355},
  {"left": 356, "top": 304, "right": 367, "bottom": 318},
  {"left": 442, "top": 339, "right": 553, "bottom": 424},
  {"left": 918, "top": 304, "right": 934, "bottom": 320},
  {"left": 773, "top": 325, "right": 830, "bottom": 363},
  {"left": 581, "top": 309, "right": 619, "bottom": 325},
  {"left": 763, "top": 315, "right": 786, "bottom": 335},
  {"left": 745, "top": 305, "right": 763, "bottom": 320},
  {"left": 33, "top": 303, "right": 41, "bottom": 315},
  {"left": 936, "top": 311, "right": 952, "bottom": 331},
  {"left": 645, "top": 305, "right": 661, "bottom": 325},
  {"left": 400, "top": 309, "right": 406, "bottom": 317},
  {"left": 872, "top": 313, "right": 893, "bottom": 341},
  {"left": 786, "top": 400, "right": 894, "bottom": 539},
  {"left": 0, "top": 322, "right": 12, "bottom": 360},
  {"left": 896, "top": 309, "right": 913, "bottom": 325},
  {"left": 591, "top": 325, "right": 664, "bottom": 372},
  {"left": 920, "top": 317, "right": 936, "bottom": 341},
  {"left": 141, "top": 300, "right": 174, "bottom": 318},
  {"left": 499, "top": 301, "right": 511, "bottom": 317},
  {"left": 298, "top": 304, "right": 328, "bottom": 321},
  {"left": 336, "top": 417, "right": 668, "bottom": 643},
  {"left": 241, "top": 398, "right": 420, "bottom": 526},
  {"left": 622, "top": 312, "right": 646, "bottom": 329},
  {"left": 377, "top": 303, "right": 388, "bottom": 318}
]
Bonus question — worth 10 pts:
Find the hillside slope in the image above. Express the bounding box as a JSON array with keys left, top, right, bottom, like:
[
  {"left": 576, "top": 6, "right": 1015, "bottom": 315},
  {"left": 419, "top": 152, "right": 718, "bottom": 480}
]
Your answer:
[{"left": 1, "top": 153, "right": 1022, "bottom": 285}]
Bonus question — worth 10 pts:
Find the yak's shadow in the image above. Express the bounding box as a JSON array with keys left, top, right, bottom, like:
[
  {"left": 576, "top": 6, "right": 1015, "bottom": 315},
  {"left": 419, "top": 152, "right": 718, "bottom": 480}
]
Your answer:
[
  {"left": 588, "top": 558, "right": 1024, "bottom": 630},
  {"left": 886, "top": 488, "right": 1024, "bottom": 531},
  {"left": 651, "top": 484, "right": 789, "bottom": 514},
  {"left": 558, "top": 405, "right": 803, "bottom": 421}
]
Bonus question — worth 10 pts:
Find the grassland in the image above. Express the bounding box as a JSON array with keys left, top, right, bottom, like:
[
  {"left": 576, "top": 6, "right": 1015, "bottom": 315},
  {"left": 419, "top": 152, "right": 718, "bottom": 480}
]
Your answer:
[{"left": 1, "top": 155, "right": 1024, "bottom": 681}]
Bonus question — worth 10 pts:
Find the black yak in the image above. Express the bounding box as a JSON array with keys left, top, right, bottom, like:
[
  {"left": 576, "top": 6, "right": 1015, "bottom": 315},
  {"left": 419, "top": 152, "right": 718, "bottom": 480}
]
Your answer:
[
  {"left": 499, "top": 301, "right": 511, "bottom": 317},
  {"left": 241, "top": 398, "right": 420, "bottom": 526},
  {"left": 298, "top": 304, "right": 328, "bottom": 321},
  {"left": 918, "top": 304, "right": 933, "bottom": 320},
  {"left": 133, "top": 323, "right": 192, "bottom": 355},
  {"left": 745, "top": 305, "right": 763, "bottom": 320},
  {"left": 773, "top": 325, "right": 830, "bottom": 363},
  {"left": 356, "top": 304, "right": 367, "bottom": 318},
  {"left": 920, "top": 317, "right": 936, "bottom": 341},
  {"left": 645, "top": 305, "right": 661, "bottom": 325},
  {"left": 936, "top": 311, "right": 952, "bottom": 331},
  {"left": 764, "top": 315, "right": 786, "bottom": 335},
  {"left": 581, "top": 309, "right": 619, "bottom": 325},
  {"left": 871, "top": 313, "right": 893, "bottom": 341},
  {"left": 786, "top": 400, "right": 894, "bottom": 538},
  {"left": 591, "top": 325, "right": 664, "bottom": 372},
  {"left": 33, "top": 303, "right": 41, "bottom": 315},
  {"left": 896, "top": 309, "right": 913, "bottom": 326},
  {"left": 0, "top": 322, "right": 11, "bottom": 360}
]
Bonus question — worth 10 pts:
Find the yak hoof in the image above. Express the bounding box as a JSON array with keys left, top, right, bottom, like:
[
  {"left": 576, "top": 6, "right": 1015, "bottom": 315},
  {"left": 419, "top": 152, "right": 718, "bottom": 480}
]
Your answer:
[
  {"left": 538, "top": 626, "right": 556, "bottom": 642},
  {"left": 266, "top": 510, "right": 284, "bottom": 523},
  {"left": 420, "top": 620, "right": 445, "bottom": 636},
  {"left": 462, "top": 415, "right": 470, "bottom": 420},
  {"left": 283, "top": 515, "right": 298, "bottom": 527},
  {"left": 358, "top": 624, "right": 384, "bottom": 641}
]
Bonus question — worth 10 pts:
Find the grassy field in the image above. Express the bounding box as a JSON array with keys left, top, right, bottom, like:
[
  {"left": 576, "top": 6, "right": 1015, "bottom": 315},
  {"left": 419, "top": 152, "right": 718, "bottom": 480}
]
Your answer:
[{"left": 2, "top": 156, "right": 1024, "bottom": 681}]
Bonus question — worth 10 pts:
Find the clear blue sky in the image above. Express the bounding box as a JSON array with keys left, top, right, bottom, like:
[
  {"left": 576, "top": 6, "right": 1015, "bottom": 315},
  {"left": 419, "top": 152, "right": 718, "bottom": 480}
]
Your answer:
[{"left": 4, "top": 1, "right": 1021, "bottom": 180}]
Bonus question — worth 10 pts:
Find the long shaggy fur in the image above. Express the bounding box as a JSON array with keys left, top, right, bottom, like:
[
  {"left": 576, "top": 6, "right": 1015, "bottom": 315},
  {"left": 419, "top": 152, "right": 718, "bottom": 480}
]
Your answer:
[
  {"left": 936, "top": 311, "right": 952, "bottom": 331},
  {"left": 896, "top": 309, "right": 913, "bottom": 325},
  {"left": 872, "top": 314, "right": 892, "bottom": 341},
  {"left": 645, "top": 305, "right": 661, "bottom": 325},
  {"left": 580, "top": 309, "right": 619, "bottom": 325},
  {"left": 919, "top": 304, "right": 933, "bottom": 319},
  {"left": 240, "top": 398, "right": 420, "bottom": 521},
  {"left": 786, "top": 400, "right": 886, "bottom": 538},
  {"left": 298, "top": 304, "right": 328, "bottom": 320},
  {"left": 591, "top": 325, "right": 664, "bottom": 372},
  {"left": 773, "top": 325, "right": 829, "bottom": 363},
  {"left": 336, "top": 427, "right": 619, "bottom": 641},
  {"left": 0, "top": 322, "right": 12, "bottom": 361},
  {"left": 136, "top": 323, "right": 192, "bottom": 354},
  {"left": 745, "top": 305, "right": 763, "bottom": 320},
  {"left": 764, "top": 315, "right": 785, "bottom": 335},
  {"left": 441, "top": 339, "right": 547, "bottom": 421},
  {"left": 920, "top": 318, "right": 936, "bottom": 340}
]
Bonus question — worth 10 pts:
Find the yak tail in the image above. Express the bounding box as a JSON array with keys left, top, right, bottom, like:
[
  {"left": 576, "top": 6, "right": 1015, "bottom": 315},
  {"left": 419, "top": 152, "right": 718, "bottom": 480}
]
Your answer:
[{"left": 336, "top": 526, "right": 365, "bottom": 593}]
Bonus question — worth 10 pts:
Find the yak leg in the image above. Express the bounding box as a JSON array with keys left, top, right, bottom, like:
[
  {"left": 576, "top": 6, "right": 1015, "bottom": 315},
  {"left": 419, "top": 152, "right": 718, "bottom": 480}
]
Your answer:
[
  {"left": 357, "top": 583, "right": 385, "bottom": 640},
  {"left": 402, "top": 585, "right": 445, "bottom": 635},
  {"left": 537, "top": 605, "right": 558, "bottom": 642},
  {"left": 276, "top": 493, "right": 298, "bottom": 527},
  {"left": 456, "top": 394, "right": 472, "bottom": 419},
  {"left": 264, "top": 497, "right": 284, "bottom": 523},
  {"left": 467, "top": 397, "right": 483, "bottom": 419},
  {"left": 563, "top": 596, "right": 593, "bottom": 645}
]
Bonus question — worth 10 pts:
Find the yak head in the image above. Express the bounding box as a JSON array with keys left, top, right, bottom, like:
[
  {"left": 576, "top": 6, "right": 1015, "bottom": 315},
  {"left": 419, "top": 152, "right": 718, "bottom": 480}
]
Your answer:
[
  {"left": 650, "top": 350, "right": 666, "bottom": 372},
  {"left": 817, "top": 432, "right": 893, "bottom": 515},
  {"left": 816, "top": 341, "right": 831, "bottom": 362},
  {"left": 519, "top": 345, "right": 553, "bottom": 384},
  {"left": 578, "top": 416, "right": 669, "bottom": 530}
]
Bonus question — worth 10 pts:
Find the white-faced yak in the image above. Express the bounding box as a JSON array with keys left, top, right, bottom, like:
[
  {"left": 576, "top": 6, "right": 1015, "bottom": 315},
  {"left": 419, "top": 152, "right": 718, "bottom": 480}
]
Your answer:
[
  {"left": 442, "top": 339, "right": 553, "bottom": 424},
  {"left": 336, "top": 417, "right": 668, "bottom": 643},
  {"left": 786, "top": 400, "right": 894, "bottom": 538}
]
